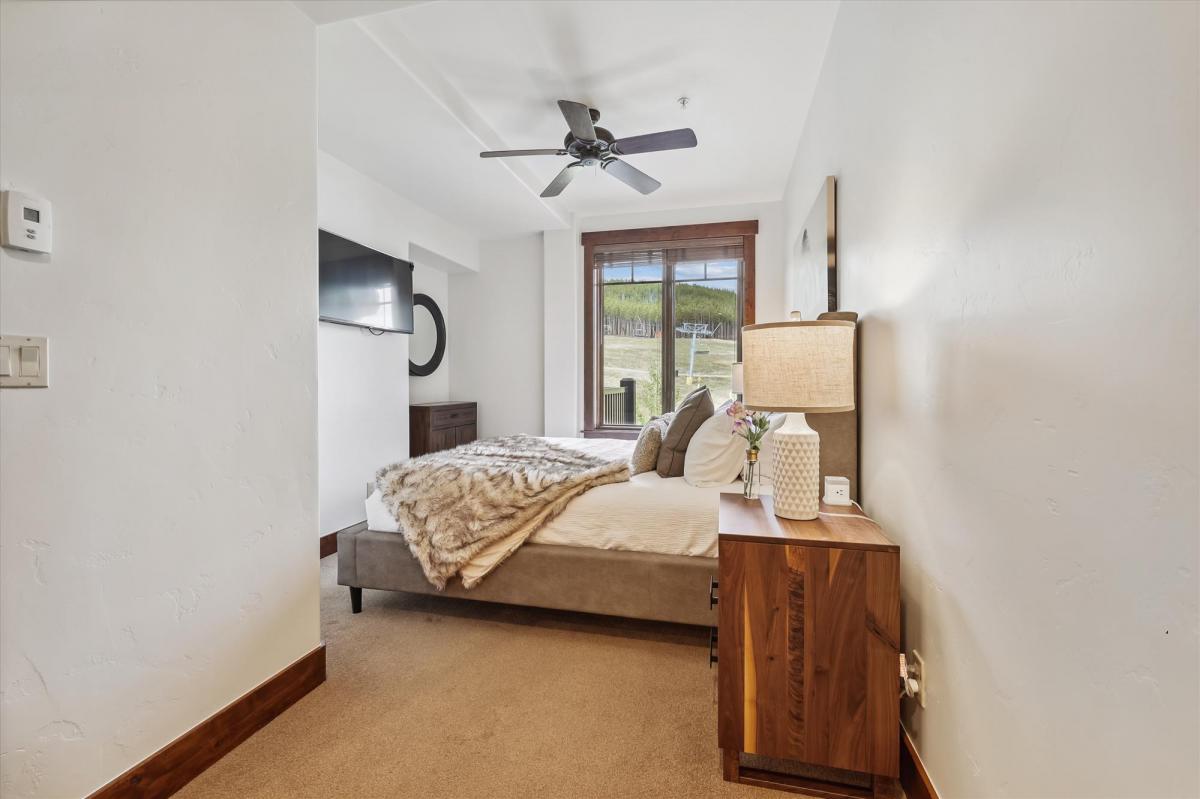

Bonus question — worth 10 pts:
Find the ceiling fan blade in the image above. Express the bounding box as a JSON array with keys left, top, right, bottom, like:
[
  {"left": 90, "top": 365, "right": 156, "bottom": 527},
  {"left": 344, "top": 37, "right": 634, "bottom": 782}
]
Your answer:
[
  {"left": 557, "top": 100, "right": 597, "bottom": 142},
  {"left": 610, "top": 128, "right": 698, "bottom": 156},
  {"left": 480, "top": 148, "right": 566, "bottom": 158},
  {"left": 602, "top": 158, "right": 661, "bottom": 195},
  {"left": 540, "top": 163, "right": 582, "bottom": 198}
]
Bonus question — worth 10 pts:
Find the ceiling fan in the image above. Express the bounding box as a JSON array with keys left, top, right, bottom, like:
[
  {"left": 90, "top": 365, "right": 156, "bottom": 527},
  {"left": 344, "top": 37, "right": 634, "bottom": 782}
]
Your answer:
[{"left": 479, "top": 100, "right": 697, "bottom": 198}]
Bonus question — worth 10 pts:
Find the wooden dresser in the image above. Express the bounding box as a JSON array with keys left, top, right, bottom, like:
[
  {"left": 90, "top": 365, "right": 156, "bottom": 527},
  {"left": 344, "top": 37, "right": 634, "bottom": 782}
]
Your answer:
[
  {"left": 410, "top": 401, "right": 477, "bottom": 456},
  {"left": 716, "top": 493, "right": 901, "bottom": 798}
]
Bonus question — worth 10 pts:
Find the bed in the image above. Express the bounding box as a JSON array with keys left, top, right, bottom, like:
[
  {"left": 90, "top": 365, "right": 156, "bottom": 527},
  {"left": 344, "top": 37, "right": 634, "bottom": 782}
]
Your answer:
[
  {"left": 339, "top": 438, "right": 736, "bottom": 627},
  {"left": 339, "top": 312, "right": 860, "bottom": 627}
]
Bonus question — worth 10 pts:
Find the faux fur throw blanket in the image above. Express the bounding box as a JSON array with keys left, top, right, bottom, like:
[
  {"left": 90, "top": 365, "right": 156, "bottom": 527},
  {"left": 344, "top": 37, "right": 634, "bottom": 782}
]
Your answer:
[{"left": 376, "top": 435, "right": 630, "bottom": 589}]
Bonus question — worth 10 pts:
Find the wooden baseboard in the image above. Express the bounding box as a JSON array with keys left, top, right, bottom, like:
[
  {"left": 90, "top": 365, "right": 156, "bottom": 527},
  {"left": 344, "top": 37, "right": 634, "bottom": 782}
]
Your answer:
[
  {"left": 899, "top": 724, "right": 939, "bottom": 799},
  {"left": 88, "top": 643, "right": 326, "bottom": 799},
  {"left": 321, "top": 520, "right": 367, "bottom": 559},
  {"left": 735, "top": 767, "right": 878, "bottom": 799}
]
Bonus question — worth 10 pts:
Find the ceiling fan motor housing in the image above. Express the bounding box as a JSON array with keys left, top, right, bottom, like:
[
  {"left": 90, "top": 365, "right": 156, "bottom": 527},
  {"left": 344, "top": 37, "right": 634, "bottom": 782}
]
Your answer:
[{"left": 564, "top": 122, "right": 615, "bottom": 167}]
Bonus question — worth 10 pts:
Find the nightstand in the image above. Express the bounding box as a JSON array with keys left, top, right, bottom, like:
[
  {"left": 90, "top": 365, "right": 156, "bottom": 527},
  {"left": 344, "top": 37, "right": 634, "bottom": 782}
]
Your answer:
[
  {"left": 410, "top": 401, "right": 477, "bottom": 456},
  {"left": 716, "top": 493, "right": 901, "bottom": 798}
]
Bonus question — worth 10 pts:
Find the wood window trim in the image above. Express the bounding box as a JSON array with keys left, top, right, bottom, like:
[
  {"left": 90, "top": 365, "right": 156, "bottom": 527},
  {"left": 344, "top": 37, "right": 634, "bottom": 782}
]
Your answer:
[
  {"left": 582, "top": 220, "right": 758, "bottom": 437},
  {"left": 581, "top": 220, "right": 759, "bottom": 247}
]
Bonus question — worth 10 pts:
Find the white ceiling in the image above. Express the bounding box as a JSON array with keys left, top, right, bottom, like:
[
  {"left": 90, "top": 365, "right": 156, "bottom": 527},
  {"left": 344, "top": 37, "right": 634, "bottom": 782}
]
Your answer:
[{"left": 317, "top": 1, "right": 839, "bottom": 237}]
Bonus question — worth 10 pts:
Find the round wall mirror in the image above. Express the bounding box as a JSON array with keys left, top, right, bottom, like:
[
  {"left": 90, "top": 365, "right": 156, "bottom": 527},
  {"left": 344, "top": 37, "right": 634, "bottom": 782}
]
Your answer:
[{"left": 409, "top": 293, "right": 446, "bottom": 376}]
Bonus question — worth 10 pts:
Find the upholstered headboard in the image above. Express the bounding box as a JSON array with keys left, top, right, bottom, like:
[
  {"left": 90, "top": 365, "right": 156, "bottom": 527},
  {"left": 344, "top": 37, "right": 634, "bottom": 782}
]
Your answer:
[{"left": 809, "top": 311, "right": 860, "bottom": 501}]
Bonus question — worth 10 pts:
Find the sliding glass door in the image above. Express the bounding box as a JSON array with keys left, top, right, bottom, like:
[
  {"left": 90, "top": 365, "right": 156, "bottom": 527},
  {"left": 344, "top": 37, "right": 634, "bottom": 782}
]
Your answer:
[{"left": 586, "top": 227, "right": 753, "bottom": 434}]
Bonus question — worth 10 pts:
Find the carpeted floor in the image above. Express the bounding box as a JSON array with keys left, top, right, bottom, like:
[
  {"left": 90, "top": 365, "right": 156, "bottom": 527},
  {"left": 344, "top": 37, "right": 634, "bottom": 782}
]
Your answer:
[{"left": 176, "top": 555, "right": 781, "bottom": 798}]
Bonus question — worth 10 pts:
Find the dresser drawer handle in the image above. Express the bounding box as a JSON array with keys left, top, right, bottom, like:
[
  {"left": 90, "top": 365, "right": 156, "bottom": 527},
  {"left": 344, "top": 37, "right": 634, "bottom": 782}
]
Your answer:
[
  {"left": 708, "top": 627, "right": 718, "bottom": 667},
  {"left": 709, "top": 577, "right": 719, "bottom": 609}
]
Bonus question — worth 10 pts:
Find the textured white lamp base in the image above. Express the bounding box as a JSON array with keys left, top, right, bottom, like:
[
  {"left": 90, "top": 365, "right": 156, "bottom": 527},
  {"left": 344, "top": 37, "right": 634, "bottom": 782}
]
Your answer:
[{"left": 771, "top": 413, "right": 821, "bottom": 520}]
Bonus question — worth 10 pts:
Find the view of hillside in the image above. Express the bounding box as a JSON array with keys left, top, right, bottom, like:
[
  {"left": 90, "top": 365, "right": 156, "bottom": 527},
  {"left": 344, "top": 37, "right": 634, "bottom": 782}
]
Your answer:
[
  {"left": 601, "top": 279, "right": 738, "bottom": 423},
  {"left": 601, "top": 281, "right": 739, "bottom": 340}
]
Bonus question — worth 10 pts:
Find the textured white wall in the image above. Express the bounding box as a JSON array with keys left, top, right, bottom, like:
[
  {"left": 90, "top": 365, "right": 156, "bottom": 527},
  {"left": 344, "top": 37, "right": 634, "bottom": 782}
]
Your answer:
[
  {"left": 543, "top": 226, "right": 582, "bottom": 437},
  {"left": 450, "top": 234, "right": 545, "bottom": 438},
  {"left": 316, "top": 322, "right": 408, "bottom": 533},
  {"left": 316, "top": 152, "right": 478, "bottom": 534},
  {"left": 541, "top": 203, "right": 787, "bottom": 436},
  {"left": 782, "top": 2, "right": 1199, "bottom": 796},
  {"left": 0, "top": 3, "right": 319, "bottom": 797}
]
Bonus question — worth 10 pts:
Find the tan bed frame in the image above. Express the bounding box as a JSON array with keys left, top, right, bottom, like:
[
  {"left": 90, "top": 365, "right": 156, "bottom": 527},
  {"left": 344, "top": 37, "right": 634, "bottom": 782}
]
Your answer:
[{"left": 338, "top": 526, "right": 721, "bottom": 626}]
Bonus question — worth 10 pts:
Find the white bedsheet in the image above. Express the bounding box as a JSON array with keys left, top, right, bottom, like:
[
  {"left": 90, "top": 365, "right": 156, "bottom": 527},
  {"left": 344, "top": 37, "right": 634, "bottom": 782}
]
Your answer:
[
  {"left": 365, "top": 436, "right": 758, "bottom": 585},
  {"left": 530, "top": 438, "right": 732, "bottom": 558}
]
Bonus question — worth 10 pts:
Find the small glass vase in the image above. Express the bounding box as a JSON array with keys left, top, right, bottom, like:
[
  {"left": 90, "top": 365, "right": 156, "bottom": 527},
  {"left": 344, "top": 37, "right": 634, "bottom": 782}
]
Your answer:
[{"left": 743, "top": 448, "right": 759, "bottom": 500}]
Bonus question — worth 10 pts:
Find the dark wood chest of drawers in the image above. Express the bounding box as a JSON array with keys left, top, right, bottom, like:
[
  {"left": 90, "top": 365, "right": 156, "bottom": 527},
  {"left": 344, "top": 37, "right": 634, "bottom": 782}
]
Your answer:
[
  {"left": 717, "top": 493, "right": 901, "bottom": 797},
  {"left": 410, "top": 401, "right": 477, "bottom": 456}
]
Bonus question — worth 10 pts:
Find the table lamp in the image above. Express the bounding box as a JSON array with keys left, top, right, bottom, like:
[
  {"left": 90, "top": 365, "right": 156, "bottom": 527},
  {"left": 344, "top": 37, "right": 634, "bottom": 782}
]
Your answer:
[
  {"left": 731, "top": 362, "right": 743, "bottom": 399},
  {"left": 741, "top": 319, "right": 855, "bottom": 520}
]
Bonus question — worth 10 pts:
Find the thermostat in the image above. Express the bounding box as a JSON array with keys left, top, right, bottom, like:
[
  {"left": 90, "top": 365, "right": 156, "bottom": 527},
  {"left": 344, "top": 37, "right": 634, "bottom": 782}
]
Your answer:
[{"left": 1, "top": 191, "right": 52, "bottom": 254}]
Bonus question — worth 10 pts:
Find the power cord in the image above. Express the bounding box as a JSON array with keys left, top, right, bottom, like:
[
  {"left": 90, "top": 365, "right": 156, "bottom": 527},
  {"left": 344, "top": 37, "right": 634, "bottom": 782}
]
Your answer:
[{"left": 818, "top": 499, "right": 867, "bottom": 519}]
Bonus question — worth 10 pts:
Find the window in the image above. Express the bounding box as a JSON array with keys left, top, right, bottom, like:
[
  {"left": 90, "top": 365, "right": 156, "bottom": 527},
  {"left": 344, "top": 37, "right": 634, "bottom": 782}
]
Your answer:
[{"left": 582, "top": 221, "right": 757, "bottom": 436}]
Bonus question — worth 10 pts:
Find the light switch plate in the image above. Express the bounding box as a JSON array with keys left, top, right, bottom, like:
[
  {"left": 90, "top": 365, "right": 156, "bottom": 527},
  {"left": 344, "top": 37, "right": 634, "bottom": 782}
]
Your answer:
[{"left": 0, "top": 335, "right": 48, "bottom": 387}]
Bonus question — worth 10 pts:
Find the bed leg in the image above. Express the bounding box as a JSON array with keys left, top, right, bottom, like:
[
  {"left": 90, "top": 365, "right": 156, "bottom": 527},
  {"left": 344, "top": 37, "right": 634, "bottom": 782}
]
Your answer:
[{"left": 350, "top": 586, "right": 362, "bottom": 614}]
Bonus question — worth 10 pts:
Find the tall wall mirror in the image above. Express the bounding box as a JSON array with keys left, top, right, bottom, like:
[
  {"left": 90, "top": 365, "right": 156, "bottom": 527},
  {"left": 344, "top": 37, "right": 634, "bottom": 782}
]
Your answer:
[{"left": 789, "top": 175, "right": 837, "bottom": 319}]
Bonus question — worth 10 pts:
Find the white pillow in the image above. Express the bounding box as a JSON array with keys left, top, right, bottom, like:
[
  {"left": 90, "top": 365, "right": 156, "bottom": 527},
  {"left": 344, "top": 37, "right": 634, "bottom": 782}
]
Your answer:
[
  {"left": 365, "top": 489, "right": 400, "bottom": 532},
  {"left": 756, "top": 412, "right": 788, "bottom": 485},
  {"left": 683, "top": 409, "right": 746, "bottom": 487}
]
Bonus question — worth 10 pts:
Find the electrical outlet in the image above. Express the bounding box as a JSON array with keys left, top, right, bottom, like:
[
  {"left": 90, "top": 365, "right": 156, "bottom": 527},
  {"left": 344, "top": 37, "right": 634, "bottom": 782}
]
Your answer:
[{"left": 910, "top": 649, "right": 926, "bottom": 708}]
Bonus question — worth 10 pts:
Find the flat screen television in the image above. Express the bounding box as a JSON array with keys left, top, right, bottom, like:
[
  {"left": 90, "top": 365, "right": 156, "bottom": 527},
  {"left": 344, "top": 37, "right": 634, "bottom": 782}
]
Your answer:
[{"left": 318, "top": 230, "right": 414, "bottom": 333}]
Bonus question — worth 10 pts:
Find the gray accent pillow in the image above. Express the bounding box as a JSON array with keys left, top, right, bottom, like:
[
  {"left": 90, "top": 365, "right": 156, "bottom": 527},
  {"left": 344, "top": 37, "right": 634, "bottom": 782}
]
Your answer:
[
  {"left": 629, "top": 413, "right": 672, "bottom": 475},
  {"left": 656, "top": 386, "right": 714, "bottom": 477}
]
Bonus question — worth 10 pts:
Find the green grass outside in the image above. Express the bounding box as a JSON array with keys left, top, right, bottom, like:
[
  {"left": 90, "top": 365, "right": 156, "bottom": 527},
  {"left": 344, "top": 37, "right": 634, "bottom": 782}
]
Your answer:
[{"left": 602, "top": 335, "right": 737, "bottom": 424}]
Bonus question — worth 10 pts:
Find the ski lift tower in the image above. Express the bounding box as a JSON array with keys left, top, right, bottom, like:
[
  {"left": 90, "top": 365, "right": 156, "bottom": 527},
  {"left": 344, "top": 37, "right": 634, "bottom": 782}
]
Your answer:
[{"left": 675, "top": 322, "right": 713, "bottom": 386}]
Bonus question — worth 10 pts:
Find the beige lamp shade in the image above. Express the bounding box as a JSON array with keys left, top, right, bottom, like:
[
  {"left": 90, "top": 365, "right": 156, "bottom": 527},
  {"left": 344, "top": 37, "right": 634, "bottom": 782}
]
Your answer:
[
  {"left": 731, "top": 362, "right": 744, "bottom": 395},
  {"left": 741, "top": 320, "right": 855, "bottom": 413}
]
